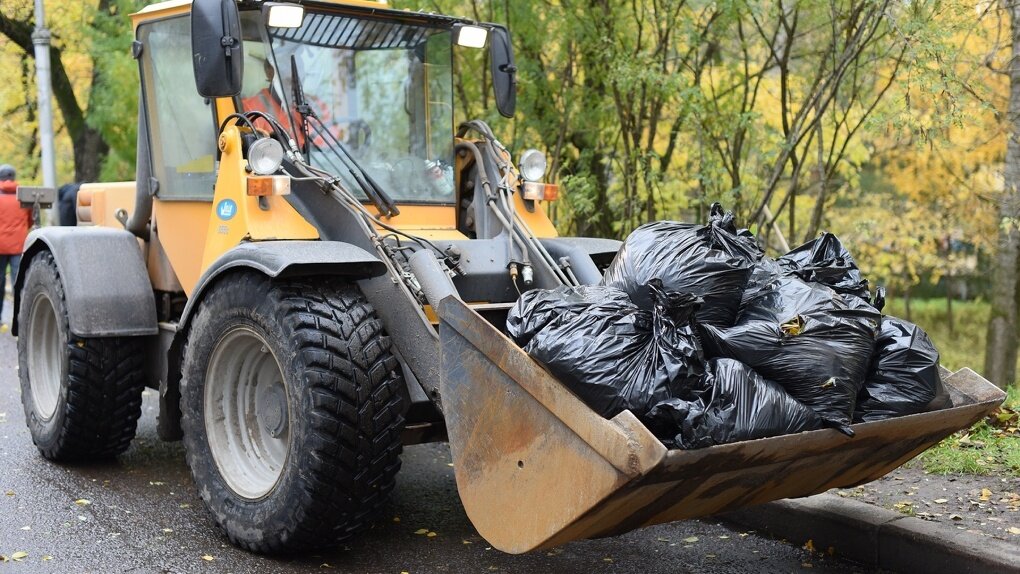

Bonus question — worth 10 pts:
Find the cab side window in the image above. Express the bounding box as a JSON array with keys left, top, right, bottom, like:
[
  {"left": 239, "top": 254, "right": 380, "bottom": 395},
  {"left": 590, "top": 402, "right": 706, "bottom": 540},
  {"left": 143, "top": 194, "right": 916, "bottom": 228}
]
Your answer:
[{"left": 138, "top": 16, "right": 218, "bottom": 201}]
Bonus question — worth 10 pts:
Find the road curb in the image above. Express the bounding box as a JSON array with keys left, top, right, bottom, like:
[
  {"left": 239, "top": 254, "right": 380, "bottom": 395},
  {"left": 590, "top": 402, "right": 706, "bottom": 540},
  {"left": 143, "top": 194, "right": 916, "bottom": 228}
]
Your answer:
[{"left": 720, "top": 493, "right": 1020, "bottom": 574}]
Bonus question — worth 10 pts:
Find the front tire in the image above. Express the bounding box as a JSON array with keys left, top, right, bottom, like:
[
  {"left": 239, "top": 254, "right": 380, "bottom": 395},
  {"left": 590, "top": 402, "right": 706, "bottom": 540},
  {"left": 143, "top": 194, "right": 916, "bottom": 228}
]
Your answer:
[
  {"left": 17, "top": 251, "right": 146, "bottom": 461},
  {"left": 180, "top": 273, "right": 405, "bottom": 553}
]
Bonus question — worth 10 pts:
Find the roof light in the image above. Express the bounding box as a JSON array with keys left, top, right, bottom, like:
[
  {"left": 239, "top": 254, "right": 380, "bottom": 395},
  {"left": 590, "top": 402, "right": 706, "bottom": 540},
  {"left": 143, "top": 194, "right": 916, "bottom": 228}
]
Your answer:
[
  {"left": 455, "top": 24, "right": 488, "bottom": 49},
  {"left": 263, "top": 3, "right": 304, "bottom": 28}
]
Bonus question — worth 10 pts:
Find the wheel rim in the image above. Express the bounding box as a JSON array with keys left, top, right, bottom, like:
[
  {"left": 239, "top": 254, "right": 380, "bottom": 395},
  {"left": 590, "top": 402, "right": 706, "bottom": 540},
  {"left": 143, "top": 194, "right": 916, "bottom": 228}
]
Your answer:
[
  {"left": 205, "top": 326, "right": 290, "bottom": 499},
  {"left": 27, "top": 294, "right": 63, "bottom": 420}
]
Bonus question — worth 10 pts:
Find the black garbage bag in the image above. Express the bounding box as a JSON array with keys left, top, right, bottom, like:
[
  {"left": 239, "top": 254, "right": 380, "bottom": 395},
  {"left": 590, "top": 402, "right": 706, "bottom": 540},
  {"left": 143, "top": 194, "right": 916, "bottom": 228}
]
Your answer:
[
  {"left": 646, "top": 358, "right": 823, "bottom": 449},
  {"left": 506, "top": 285, "right": 633, "bottom": 348},
  {"left": 779, "top": 232, "right": 882, "bottom": 310},
  {"left": 741, "top": 255, "right": 784, "bottom": 308},
  {"left": 601, "top": 203, "right": 762, "bottom": 326},
  {"left": 700, "top": 276, "right": 881, "bottom": 434},
  {"left": 513, "top": 280, "right": 706, "bottom": 419},
  {"left": 854, "top": 316, "right": 951, "bottom": 422}
]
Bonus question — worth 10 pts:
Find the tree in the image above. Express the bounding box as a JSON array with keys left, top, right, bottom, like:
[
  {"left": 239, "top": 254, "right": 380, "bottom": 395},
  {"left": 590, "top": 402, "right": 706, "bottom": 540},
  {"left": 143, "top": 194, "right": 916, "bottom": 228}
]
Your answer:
[
  {"left": 984, "top": 0, "right": 1020, "bottom": 389},
  {"left": 0, "top": 0, "right": 139, "bottom": 183}
]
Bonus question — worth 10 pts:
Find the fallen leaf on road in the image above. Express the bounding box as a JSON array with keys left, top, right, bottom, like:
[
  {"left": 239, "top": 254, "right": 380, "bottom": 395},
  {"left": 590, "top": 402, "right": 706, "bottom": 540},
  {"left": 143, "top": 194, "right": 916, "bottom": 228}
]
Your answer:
[
  {"left": 426, "top": 532, "right": 437, "bottom": 538},
  {"left": 950, "top": 514, "right": 963, "bottom": 521},
  {"left": 319, "top": 564, "right": 334, "bottom": 569},
  {"left": 934, "top": 499, "right": 948, "bottom": 504},
  {"left": 463, "top": 540, "right": 472, "bottom": 545},
  {"left": 41, "top": 555, "right": 52, "bottom": 561},
  {"left": 980, "top": 488, "right": 992, "bottom": 501},
  {"left": 1007, "top": 527, "right": 1020, "bottom": 535},
  {"left": 201, "top": 555, "right": 214, "bottom": 561},
  {"left": 162, "top": 528, "right": 173, "bottom": 534},
  {"left": 719, "top": 535, "right": 730, "bottom": 539},
  {"left": 11, "top": 552, "right": 28, "bottom": 561},
  {"left": 803, "top": 539, "right": 815, "bottom": 552},
  {"left": 4, "top": 490, "right": 14, "bottom": 496},
  {"left": 74, "top": 499, "right": 91, "bottom": 507},
  {"left": 414, "top": 528, "right": 429, "bottom": 535},
  {"left": 0, "top": 555, "right": 7, "bottom": 562},
  {"left": 19, "top": 526, "right": 29, "bottom": 531},
  {"left": 392, "top": 516, "right": 400, "bottom": 523},
  {"left": 656, "top": 537, "right": 669, "bottom": 542},
  {"left": 683, "top": 536, "right": 698, "bottom": 543}
]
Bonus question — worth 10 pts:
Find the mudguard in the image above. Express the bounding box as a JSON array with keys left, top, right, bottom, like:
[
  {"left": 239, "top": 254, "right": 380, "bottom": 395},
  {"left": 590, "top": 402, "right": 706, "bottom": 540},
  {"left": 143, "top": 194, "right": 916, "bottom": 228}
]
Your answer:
[
  {"left": 177, "top": 240, "right": 386, "bottom": 328},
  {"left": 14, "top": 227, "right": 158, "bottom": 338}
]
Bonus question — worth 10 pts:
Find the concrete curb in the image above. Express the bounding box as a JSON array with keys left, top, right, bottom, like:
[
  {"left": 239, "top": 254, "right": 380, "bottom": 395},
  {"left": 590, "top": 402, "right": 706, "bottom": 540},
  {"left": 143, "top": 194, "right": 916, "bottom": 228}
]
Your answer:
[{"left": 720, "top": 493, "right": 1020, "bottom": 574}]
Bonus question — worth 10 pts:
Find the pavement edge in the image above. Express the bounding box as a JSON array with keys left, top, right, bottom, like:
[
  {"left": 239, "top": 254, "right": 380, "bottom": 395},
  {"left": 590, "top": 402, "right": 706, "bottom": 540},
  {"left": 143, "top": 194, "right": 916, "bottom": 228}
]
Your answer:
[{"left": 719, "top": 493, "right": 1020, "bottom": 574}]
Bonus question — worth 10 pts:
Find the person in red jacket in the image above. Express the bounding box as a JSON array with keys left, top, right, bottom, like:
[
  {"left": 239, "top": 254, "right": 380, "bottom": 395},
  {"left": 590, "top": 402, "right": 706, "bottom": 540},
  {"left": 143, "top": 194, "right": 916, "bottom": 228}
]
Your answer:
[{"left": 0, "top": 164, "right": 31, "bottom": 331}]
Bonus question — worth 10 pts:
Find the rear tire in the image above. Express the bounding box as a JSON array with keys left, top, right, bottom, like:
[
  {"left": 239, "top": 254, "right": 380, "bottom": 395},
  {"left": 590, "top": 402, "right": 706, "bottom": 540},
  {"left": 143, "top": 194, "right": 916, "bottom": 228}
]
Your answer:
[
  {"left": 180, "top": 273, "right": 404, "bottom": 553},
  {"left": 17, "top": 251, "right": 146, "bottom": 461}
]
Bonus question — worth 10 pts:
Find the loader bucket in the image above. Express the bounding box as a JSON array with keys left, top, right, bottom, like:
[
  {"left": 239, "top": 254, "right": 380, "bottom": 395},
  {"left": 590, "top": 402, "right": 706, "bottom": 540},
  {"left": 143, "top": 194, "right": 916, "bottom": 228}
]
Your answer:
[{"left": 437, "top": 297, "right": 1006, "bottom": 554}]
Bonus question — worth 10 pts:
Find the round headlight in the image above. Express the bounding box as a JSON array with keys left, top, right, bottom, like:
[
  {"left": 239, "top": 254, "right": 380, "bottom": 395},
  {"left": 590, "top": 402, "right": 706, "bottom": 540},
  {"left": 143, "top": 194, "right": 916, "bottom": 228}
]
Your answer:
[
  {"left": 248, "top": 138, "right": 285, "bottom": 175},
  {"left": 519, "top": 149, "right": 547, "bottom": 182}
]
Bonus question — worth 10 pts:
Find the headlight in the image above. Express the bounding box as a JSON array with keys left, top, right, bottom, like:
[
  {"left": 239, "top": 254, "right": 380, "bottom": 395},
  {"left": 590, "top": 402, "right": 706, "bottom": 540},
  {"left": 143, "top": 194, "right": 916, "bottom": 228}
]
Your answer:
[
  {"left": 248, "top": 138, "right": 285, "bottom": 175},
  {"left": 519, "top": 149, "right": 547, "bottom": 182}
]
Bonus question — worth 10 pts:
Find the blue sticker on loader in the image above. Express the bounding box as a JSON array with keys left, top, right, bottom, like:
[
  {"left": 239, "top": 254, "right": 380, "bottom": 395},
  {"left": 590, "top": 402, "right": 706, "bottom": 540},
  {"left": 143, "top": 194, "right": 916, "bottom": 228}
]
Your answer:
[{"left": 216, "top": 199, "right": 237, "bottom": 221}]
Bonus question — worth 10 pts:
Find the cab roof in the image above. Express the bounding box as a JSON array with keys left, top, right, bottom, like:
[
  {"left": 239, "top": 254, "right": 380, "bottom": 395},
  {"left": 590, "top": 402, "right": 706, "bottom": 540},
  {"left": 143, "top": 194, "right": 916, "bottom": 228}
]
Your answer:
[{"left": 132, "top": 0, "right": 470, "bottom": 29}]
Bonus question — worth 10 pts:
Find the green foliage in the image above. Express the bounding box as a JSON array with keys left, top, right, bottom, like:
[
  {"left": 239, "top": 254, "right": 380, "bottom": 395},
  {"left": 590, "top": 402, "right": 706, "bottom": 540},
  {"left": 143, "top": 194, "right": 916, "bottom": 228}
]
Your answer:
[
  {"left": 88, "top": 0, "right": 146, "bottom": 181},
  {"left": 395, "top": 0, "right": 967, "bottom": 243}
]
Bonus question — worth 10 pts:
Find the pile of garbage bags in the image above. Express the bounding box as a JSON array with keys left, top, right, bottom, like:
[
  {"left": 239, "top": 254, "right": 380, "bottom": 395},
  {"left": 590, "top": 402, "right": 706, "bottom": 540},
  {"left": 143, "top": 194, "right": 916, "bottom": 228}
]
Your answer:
[{"left": 507, "top": 203, "right": 951, "bottom": 449}]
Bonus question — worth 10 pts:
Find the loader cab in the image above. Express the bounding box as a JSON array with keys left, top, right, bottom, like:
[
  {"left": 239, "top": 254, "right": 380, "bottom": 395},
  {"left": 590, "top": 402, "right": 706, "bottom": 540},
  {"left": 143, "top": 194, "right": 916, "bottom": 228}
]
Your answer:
[{"left": 236, "top": 7, "right": 458, "bottom": 203}]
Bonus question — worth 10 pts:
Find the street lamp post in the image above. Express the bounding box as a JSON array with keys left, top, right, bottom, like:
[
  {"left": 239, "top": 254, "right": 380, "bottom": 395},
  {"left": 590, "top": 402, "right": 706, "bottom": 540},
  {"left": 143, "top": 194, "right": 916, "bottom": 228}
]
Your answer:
[{"left": 32, "top": 0, "right": 57, "bottom": 201}]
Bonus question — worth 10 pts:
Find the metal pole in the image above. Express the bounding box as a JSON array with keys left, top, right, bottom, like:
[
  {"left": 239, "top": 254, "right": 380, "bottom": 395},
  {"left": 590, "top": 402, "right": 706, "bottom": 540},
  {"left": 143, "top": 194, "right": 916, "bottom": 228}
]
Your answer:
[{"left": 32, "top": 0, "right": 57, "bottom": 194}]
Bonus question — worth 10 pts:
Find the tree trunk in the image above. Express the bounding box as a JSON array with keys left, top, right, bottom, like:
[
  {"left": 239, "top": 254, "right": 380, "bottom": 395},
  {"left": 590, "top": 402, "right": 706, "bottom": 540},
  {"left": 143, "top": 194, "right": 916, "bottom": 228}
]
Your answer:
[{"left": 984, "top": 3, "right": 1020, "bottom": 390}]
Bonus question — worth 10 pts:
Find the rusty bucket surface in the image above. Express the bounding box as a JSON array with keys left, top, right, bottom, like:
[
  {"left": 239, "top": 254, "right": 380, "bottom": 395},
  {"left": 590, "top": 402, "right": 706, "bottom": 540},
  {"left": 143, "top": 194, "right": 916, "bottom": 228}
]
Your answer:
[{"left": 437, "top": 297, "right": 1006, "bottom": 555}]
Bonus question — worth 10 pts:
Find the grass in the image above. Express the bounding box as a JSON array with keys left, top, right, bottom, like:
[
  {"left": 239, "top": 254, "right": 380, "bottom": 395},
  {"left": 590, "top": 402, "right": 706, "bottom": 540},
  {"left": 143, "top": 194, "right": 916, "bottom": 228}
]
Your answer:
[{"left": 880, "top": 297, "right": 1020, "bottom": 476}]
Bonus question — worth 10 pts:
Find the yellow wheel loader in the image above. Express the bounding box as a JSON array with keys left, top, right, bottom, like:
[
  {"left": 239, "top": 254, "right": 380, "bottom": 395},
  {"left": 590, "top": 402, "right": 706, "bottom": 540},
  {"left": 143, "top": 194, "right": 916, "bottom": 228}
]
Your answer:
[{"left": 12, "top": 0, "right": 1005, "bottom": 555}]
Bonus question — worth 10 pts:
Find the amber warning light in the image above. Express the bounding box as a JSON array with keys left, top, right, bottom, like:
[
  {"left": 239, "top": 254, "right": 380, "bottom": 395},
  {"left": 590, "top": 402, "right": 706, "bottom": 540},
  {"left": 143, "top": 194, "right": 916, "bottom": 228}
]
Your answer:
[{"left": 521, "top": 181, "right": 558, "bottom": 202}]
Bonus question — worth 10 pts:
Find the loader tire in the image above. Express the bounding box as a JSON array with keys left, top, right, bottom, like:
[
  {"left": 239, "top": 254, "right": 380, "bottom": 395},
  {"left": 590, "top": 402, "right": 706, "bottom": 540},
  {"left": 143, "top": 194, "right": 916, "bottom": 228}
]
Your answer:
[
  {"left": 180, "top": 273, "right": 404, "bottom": 553},
  {"left": 17, "top": 251, "right": 146, "bottom": 461}
]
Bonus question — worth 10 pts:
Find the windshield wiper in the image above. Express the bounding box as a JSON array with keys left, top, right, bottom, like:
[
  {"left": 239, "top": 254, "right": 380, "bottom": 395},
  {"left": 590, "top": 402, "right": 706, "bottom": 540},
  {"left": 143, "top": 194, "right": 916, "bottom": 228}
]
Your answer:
[{"left": 290, "top": 55, "right": 400, "bottom": 217}]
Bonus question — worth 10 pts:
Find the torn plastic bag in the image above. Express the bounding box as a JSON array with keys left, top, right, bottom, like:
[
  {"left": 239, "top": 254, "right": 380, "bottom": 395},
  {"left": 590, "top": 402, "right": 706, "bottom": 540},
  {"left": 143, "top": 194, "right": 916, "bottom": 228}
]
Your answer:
[
  {"left": 646, "top": 358, "right": 823, "bottom": 449},
  {"left": 601, "top": 203, "right": 762, "bottom": 326},
  {"left": 513, "top": 280, "right": 705, "bottom": 419},
  {"left": 854, "top": 316, "right": 951, "bottom": 422},
  {"left": 779, "top": 232, "right": 882, "bottom": 310},
  {"left": 506, "top": 285, "right": 633, "bottom": 348},
  {"left": 700, "top": 276, "right": 881, "bottom": 434}
]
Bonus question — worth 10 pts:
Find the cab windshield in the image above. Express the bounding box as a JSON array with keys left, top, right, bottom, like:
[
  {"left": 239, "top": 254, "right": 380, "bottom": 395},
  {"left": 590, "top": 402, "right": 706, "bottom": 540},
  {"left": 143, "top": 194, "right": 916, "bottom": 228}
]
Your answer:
[{"left": 240, "top": 10, "right": 455, "bottom": 204}]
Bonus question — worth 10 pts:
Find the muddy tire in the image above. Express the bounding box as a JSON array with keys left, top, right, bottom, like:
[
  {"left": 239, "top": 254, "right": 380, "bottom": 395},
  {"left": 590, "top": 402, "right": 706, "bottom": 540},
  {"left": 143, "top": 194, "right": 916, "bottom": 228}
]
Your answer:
[
  {"left": 180, "top": 272, "right": 404, "bottom": 553},
  {"left": 17, "top": 251, "right": 146, "bottom": 461}
]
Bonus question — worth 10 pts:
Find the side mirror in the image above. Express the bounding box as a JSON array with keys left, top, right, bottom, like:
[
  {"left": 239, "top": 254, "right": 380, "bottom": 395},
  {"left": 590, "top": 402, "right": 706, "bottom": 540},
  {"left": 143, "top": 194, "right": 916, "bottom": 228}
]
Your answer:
[
  {"left": 191, "top": 0, "right": 243, "bottom": 98},
  {"left": 489, "top": 25, "right": 516, "bottom": 118}
]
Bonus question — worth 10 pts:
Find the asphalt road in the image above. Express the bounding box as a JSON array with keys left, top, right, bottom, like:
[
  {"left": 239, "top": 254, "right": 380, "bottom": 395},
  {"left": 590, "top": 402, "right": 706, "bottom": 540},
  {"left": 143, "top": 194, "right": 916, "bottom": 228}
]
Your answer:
[{"left": 0, "top": 301, "right": 875, "bottom": 574}]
